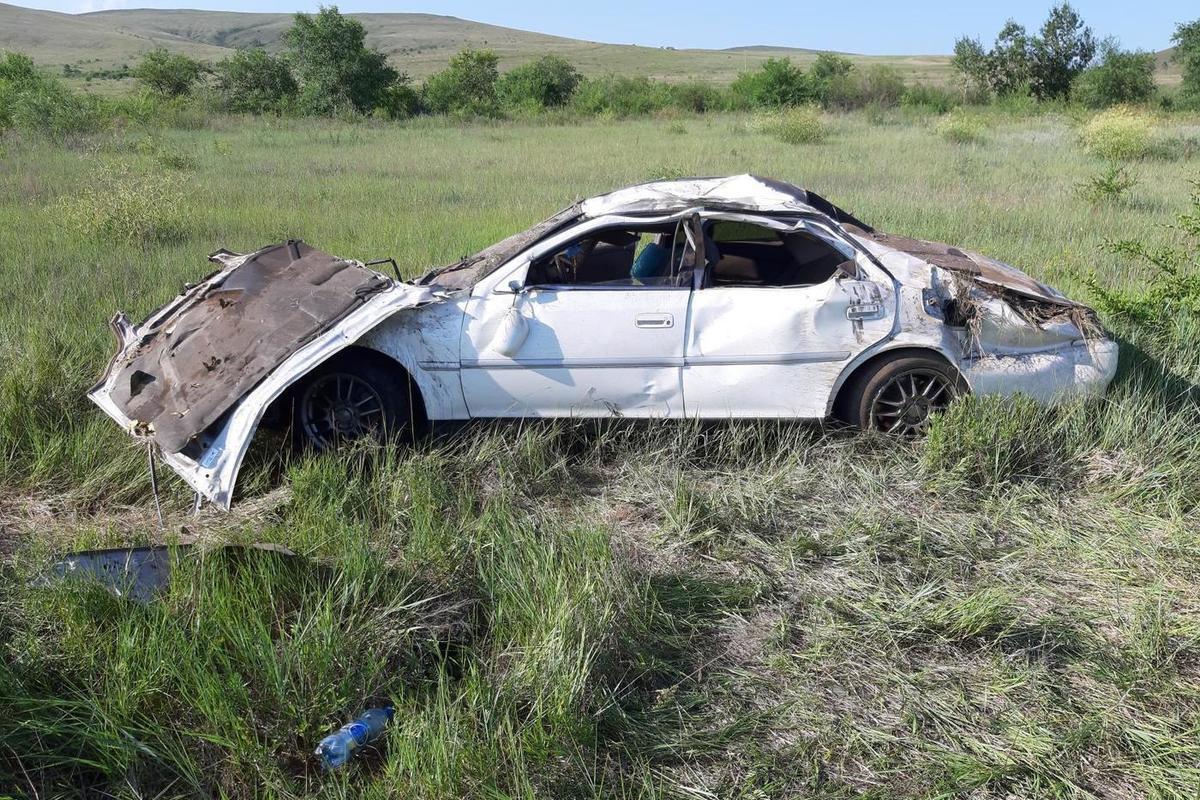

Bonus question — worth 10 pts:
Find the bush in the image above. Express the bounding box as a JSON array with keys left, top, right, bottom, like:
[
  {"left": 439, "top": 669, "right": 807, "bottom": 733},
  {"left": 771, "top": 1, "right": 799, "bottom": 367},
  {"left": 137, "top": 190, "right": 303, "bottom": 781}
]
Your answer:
[
  {"left": 935, "top": 110, "right": 986, "bottom": 143},
  {"left": 1075, "top": 163, "right": 1138, "bottom": 205},
  {"left": 808, "top": 53, "right": 855, "bottom": 107},
  {"left": 755, "top": 106, "right": 824, "bottom": 144},
  {"left": 0, "top": 51, "right": 105, "bottom": 138},
  {"left": 57, "top": 162, "right": 186, "bottom": 244},
  {"left": 284, "top": 6, "right": 400, "bottom": 115},
  {"left": 423, "top": 48, "right": 500, "bottom": 116},
  {"left": 730, "top": 57, "right": 812, "bottom": 108},
  {"left": 497, "top": 54, "right": 580, "bottom": 109},
  {"left": 853, "top": 65, "right": 907, "bottom": 108},
  {"left": 1079, "top": 105, "right": 1153, "bottom": 160},
  {"left": 901, "top": 84, "right": 962, "bottom": 113},
  {"left": 134, "top": 48, "right": 205, "bottom": 98},
  {"left": 571, "top": 75, "right": 674, "bottom": 117},
  {"left": 1088, "top": 183, "right": 1200, "bottom": 336},
  {"left": 669, "top": 80, "right": 727, "bottom": 113},
  {"left": 1073, "top": 43, "right": 1156, "bottom": 109},
  {"left": 374, "top": 81, "right": 419, "bottom": 119},
  {"left": 215, "top": 49, "right": 297, "bottom": 114}
]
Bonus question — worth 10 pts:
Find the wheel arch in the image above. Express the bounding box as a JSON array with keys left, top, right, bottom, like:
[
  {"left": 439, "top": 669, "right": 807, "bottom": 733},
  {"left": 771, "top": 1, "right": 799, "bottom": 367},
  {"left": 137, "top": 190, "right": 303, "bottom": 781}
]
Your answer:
[
  {"left": 828, "top": 344, "right": 964, "bottom": 420},
  {"left": 306, "top": 344, "right": 429, "bottom": 429}
]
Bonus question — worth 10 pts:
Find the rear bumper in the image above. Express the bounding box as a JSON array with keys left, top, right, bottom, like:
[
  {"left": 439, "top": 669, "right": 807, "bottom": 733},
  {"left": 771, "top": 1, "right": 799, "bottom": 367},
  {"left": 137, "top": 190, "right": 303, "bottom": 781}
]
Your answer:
[{"left": 962, "top": 338, "right": 1119, "bottom": 402}]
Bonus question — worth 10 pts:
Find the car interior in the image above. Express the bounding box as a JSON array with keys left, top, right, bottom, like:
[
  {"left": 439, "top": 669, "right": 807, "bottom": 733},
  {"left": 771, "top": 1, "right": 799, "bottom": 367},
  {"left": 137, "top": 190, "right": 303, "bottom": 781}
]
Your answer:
[
  {"left": 704, "top": 220, "right": 853, "bottom": 287},
  {"left": 523, "top": 219, "right": 853, "bottom": 289},
  {"left": 524, "top": 223, "right": 697, "bottom": 287}
]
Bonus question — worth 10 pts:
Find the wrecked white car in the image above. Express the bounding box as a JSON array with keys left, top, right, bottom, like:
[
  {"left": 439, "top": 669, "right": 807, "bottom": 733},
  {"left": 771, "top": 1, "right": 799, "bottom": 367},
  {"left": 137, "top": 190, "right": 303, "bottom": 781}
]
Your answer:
[{"left": 89, "top": 175, "right": 1117, "bottom": 509}]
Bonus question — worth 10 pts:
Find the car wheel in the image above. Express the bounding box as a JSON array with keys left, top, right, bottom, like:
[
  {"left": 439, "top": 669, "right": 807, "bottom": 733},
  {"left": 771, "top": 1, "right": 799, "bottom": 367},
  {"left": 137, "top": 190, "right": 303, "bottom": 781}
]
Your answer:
[
  {"left": 843, "top": 354, "right": 966, "bottom": 434},
  {"left": 292, "top": 354, "right": 416, "bottom": 451}
]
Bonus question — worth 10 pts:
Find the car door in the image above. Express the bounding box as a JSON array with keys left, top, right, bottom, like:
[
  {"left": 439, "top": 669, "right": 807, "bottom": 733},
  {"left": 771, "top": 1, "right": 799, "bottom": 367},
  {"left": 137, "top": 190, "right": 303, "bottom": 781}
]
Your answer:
[
  {"left": 459, "top": 218, "right": 699, "bottom": 418},
  {"left": 682, "top": 214, "right": 896, "bottom": 418}
]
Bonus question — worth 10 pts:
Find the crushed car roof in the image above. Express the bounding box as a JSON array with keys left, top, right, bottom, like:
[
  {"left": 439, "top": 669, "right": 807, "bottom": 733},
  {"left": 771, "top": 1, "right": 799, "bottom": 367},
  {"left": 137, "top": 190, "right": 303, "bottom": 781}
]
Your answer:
[
  {"left": 424, "top": 175, "right": 869, "bottom": 290},
  {"left": 580, "top": 174, "right": 869, "bottom": 225}
]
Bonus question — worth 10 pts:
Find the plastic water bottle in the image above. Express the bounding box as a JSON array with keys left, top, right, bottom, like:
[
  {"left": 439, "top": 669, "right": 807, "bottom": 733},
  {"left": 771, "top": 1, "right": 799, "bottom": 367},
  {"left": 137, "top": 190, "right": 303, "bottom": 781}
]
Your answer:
[{"left": 314, "top": 706, "right": 394, "bottom": 770}]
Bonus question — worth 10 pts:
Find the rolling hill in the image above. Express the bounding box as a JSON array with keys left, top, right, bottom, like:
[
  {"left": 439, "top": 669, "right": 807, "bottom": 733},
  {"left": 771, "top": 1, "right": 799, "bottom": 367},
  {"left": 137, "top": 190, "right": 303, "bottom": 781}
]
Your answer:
[
  {"left": 0, "top": 4, "right": 1180, "bottom": 87},
  {"left": 3, "top": 4, "right": 957, "bottom": 84}
]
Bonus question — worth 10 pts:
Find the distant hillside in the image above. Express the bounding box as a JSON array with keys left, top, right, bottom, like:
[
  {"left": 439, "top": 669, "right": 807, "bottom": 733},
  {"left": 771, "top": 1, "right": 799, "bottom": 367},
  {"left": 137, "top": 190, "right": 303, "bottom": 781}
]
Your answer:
[
  {"left": 0, "top": 4, "right": 1179, "bottom": 87},
  {"left": 0, "top": 3, "right": 230, "bottom": 71},
  {"left": 2, "top": 4, "right": 958, "bottom": 84}
]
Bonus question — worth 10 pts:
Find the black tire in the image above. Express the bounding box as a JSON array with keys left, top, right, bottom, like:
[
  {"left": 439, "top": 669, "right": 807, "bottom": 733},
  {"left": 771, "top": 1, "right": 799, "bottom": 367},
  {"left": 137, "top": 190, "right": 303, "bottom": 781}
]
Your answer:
[
  {"left": 290, "top": 352, "right": 421, "bottom": 451},
  {"left": 840, "top": 353, "right": 967, "bottom": 434}
]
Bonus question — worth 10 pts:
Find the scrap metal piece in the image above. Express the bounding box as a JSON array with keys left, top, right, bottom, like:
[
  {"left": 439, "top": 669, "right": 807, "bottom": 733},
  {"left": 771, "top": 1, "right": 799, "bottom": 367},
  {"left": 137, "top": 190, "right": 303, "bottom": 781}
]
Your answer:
[{"left": 38, "top": 543, "right": 298, "bottom": 602}]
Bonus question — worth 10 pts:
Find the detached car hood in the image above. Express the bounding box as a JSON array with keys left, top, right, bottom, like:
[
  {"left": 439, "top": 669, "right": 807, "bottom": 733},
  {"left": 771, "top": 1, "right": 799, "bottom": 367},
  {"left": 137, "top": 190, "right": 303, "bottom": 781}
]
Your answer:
[{"left": 89, "top": 241, "right": 441, "bottom": 509}]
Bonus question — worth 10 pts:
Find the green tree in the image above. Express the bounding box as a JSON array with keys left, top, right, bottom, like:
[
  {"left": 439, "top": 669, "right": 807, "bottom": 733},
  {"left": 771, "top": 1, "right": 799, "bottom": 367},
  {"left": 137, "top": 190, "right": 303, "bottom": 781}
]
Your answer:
[
  {"left": 989, "top": 21, "right": 1032, "bottom": 95},
  {"left": 1073, "top": 40, "right": 1155, "bottom": 108},
  {"left": 1174, "top": 19, "right": 1200, "bottom": 104},
  {"left": 951, "top": 21, "right": 1029, "bottom": 96},
  {"left": 730, "top": 57, "right": 811, "bottom": 108},
  {"left": 134, "top": 48, "right": 204, "bottom": 98},
  {"left": 1029, "top": 2, "right": 1096, "bottom": 100},
  {"left": 951, "top": 36, "right": 990, "bottom": 94},
  {"left": 497, "top": 54, "right": 581, "bottom": 109},
  {"left": 283, "top": 5, "right": 401, "bottom": 114},
  {"left": 422, "top": 48, "right": 500, "bottom": 115},
  {"left": 215, "top": 49, "right": 297, "bottom": 113}
]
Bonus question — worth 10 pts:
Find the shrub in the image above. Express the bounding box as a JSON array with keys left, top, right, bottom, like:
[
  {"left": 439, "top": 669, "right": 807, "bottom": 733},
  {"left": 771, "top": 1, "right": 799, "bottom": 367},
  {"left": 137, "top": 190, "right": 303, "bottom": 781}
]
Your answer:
[
  {"left": 374, "top": 81, "right": 419, "bottom": 119},
  {"left": 669, "top": 80, "right": 727, "bottom": 113},
  {"left": 422, "top": 48, "right": 500, "bottom": 116},
  {"left": 901, "top": 84, "right": 962, "bottom": 113},
  {"left": 134, "top": 48, "right": 205, "bottom": 98},
  {"left": 571, "top": 75, "right": 673, "bottom": 116},
  {"left": 57, "top": 162, "right": 186, "bottom": 244},
  {"left": 808, "top": 53, "right": 855, "bottom": 107},
  {"left": 755, "top": 106, "right": 824, "bottom": 145},
  {"left": 730, "top": 57, "right": 812, "bottom": 108},
  {"left": 922, "top": 394, "right": 1078, "bottom": 489},
  {"left": 1075, "top": 163, "right": 1137, "bottom": 205},
  {"left": 935, "top": 110, "right": 985, "bottom": 143},
  {"left": 283, "top": 6, "right": 400, "bottom": 115},
  {"left": 215, "top": 49, "right": 297, "bottom": 114},
  {"left": 1079, "top": 105, "right": 1153, "bottom": 160},
  {"left": 497, "top": 54, "right": 580, "bottom": 109},
  {"left": 854, "top": 65, "right": 907, "bottom": 108},
  {"left": 1073, "top": 42, "right": 1156, "bottom": 109},
  {"left": 1088, "top": 183, "right": 1200, "bottom": 337},
  {"left": 0, "top": 51, "right": 104, "bottom": 138}
]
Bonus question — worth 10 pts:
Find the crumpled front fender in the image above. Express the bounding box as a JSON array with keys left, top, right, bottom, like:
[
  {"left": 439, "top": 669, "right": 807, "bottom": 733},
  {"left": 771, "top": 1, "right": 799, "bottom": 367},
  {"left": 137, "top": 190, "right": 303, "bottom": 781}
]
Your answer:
[{"left": 88, "top": 282, "right": 443, "bottom": 509}]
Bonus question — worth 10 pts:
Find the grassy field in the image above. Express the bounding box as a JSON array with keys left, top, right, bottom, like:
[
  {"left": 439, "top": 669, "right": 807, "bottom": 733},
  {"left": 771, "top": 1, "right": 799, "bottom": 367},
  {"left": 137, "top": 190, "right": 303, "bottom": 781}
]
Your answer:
[{"left": 1, "top": 108, "right": 1199, "bottom": 797}]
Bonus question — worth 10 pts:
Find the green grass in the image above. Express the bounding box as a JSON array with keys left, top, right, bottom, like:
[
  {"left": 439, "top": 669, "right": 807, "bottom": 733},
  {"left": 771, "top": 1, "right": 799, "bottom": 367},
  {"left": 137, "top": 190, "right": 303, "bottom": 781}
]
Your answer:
[{"left": 1, "top": 108, "right": 1199, "bottom": 797}]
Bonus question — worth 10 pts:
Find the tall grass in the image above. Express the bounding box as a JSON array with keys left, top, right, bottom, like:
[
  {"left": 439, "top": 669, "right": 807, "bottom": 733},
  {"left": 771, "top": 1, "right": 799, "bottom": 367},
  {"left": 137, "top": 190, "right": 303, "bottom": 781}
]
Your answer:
[{"left": 2, "top": 110, "right": 1199, "bottom": 797}]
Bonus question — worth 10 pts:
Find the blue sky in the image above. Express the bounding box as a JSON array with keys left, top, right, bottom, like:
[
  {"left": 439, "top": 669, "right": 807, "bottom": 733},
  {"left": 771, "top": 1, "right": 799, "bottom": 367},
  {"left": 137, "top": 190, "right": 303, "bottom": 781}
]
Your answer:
[{"left": 16, "top": 1, "right": 1192, "bottom": 55}]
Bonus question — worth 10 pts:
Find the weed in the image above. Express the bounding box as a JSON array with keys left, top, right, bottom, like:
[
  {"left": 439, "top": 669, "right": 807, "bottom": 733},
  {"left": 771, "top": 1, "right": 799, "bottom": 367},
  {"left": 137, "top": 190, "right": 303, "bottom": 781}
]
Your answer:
[
  {"left": 754, "top": 105, "right": 825, "bottom": 145},
  {"left": 55, "top": 161, "right": 186, "bottom": 244},
  {"left": 1079, "top": 105, "right": 1155, "bottom": 160},
  {"left": 935, "top": 109, "right": 986, "bottom": 143},
  {"left": 1076, "top": 163, "right": 1138, "bottom": 205}
]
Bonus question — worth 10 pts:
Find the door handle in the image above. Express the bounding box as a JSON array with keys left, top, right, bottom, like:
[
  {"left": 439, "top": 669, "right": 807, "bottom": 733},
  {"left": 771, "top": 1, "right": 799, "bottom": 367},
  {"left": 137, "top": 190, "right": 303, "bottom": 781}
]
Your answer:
[
  {"left": 846, "top": 303, "right": 884, "bottom": 321},
  {"left": 635, "top": 313, "right": 673, "bottom": 329}
]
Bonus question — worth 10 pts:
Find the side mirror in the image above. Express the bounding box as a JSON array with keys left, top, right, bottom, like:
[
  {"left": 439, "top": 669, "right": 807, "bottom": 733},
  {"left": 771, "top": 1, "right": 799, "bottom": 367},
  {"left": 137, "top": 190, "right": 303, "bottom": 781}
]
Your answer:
[{"left": 495, "top": 279, "right": 525, "bottom": 295}]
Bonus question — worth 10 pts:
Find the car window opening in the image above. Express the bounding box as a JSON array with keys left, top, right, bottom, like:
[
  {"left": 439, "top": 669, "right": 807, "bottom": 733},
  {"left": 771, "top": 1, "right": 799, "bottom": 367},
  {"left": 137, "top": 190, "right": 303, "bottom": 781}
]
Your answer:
[
  {"left": 525, "top": 222, "right": 698, "bottom": 288},
  {"left": 706, "top": 220, "right": 851, "bottom": 288}
]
